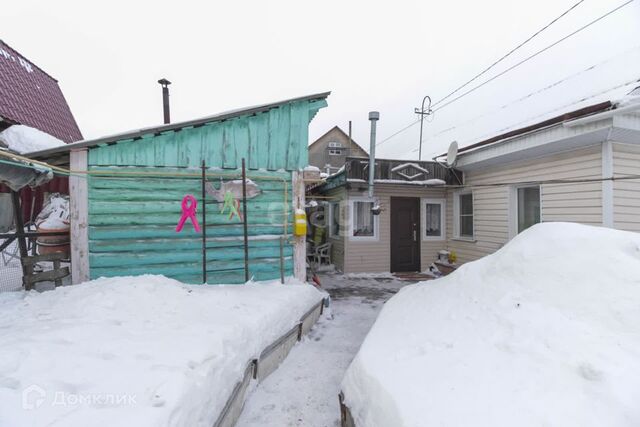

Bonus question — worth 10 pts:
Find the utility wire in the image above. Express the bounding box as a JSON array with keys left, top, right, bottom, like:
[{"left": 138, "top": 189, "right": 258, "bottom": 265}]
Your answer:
[
  {"left": 432, "top": 0, "right": 585, "bottom": 108},
  {"left": 444, "top": 173, "right": 640, "bottom": 189},
  {"left": 375, "top": 0, "right": 634, "bottom": 149},
  {"left": 409, "top": 76, "right": 640, "bottom": 156},
  {"left": 461, "top": 75, "right": 640, "bottom": 145},
  {"left": 408, "top": 47, "right": 640, "bottom": 152},
  {"left": 432, "top": 0, "right": 635, "bottom": 113}
]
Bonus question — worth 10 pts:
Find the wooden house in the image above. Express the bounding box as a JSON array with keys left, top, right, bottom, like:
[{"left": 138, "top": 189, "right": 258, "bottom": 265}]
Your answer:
[
  {"left": 308, "top": 126, "right": 368, "bottom": 173},
  {"left": 28, "top": 92, "right": 329, "bottom": 284},
  {"left": 313, "top": 93, "right": 640, "bottom": 274}
]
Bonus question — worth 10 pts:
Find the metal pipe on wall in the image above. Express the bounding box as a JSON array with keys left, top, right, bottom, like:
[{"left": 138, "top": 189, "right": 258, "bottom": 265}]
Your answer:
[{"left": 368, "top": 112, "right": 379, "bottom": 198}]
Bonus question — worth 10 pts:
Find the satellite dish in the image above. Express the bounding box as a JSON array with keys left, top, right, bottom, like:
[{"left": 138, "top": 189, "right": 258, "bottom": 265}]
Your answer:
[{"left": 446, "top": 141, "right": 458, "bottom": 167}]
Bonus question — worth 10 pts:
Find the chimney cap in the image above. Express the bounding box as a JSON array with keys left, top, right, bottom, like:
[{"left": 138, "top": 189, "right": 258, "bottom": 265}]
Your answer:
[
  {"left": 157, "top": 78, "right": 172, "bottom": 87},
  {"left": 368, "top": 111, "right": 380, "bottom": 121}
]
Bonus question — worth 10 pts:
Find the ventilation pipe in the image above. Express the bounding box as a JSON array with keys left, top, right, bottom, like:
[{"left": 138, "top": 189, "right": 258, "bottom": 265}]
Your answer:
[
  {"left": 368, "top": 111, "right": 379, "bottom": 198},
  {"left": 157, "top": 78, "right": 172, "bottom": 124}
]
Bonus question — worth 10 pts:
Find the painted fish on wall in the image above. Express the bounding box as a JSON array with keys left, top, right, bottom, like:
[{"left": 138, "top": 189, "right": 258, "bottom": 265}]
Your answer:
[{"left": 205, "top": 179, "right": 261, "bottom": 202}]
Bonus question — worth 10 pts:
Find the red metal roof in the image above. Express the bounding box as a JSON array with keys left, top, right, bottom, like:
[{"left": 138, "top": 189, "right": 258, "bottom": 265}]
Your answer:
[{"left": 0, "top": 40, "right": 82, "bottom": 143}]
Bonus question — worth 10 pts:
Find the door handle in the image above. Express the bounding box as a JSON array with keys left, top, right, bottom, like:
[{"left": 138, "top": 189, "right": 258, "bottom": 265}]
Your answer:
[{"left": 413, "top": 230, "right": 417, "bottom": 242}]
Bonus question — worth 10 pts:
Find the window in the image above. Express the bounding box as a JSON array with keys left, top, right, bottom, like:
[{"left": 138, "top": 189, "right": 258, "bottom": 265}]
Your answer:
[
  {"left": 328, "top": 149, "right": 342, "bottom": 156},
  {"left": 422, "top": 199, "right": 445, "bottom": 240},
  {"left": 328, "top": 141, "right": 343, "bottom": 148},
  {"left": 350, "top": 199, "right": 378, "bottom": 240},
  {"left": 329, "top": 202, "right": 340, "bottom": 238},
  {"left": 454, "top": 192, "right": 474, "bottom": 239},
  {"left": 517, "top": 186, "right": 540, "bottom": 233}
]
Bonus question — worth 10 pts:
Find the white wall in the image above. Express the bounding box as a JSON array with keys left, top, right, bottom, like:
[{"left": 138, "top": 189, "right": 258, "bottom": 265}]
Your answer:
[{"left": 447, "top": 145, "right": 603, "bottom": 264}]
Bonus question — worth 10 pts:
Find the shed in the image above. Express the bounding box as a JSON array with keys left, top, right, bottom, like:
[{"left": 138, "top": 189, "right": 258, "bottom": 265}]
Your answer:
[{"left": 28, "top": 92, "right": 330, "bottom": 284}]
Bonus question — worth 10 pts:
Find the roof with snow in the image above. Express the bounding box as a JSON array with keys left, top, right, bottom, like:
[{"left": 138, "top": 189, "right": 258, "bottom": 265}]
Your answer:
[{"left": 0, "top": 40, "right": 82, "bottom": 143}]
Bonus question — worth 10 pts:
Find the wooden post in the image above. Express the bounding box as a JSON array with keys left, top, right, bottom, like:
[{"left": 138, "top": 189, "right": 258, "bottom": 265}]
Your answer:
[
  {"left": 292, "top": 171, "right": 306, "bottom": 282},
  {"left": 241, "top": 158, "right": 249, "bottom": 282},
  {"left": 69, "top": 149, "right": 90, "bottom": 284},
  {"left": 11, "top": 191, "right": 29, "bottom": 289}
]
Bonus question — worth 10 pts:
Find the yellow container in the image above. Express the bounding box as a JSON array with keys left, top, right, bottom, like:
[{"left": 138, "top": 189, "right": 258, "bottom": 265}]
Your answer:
[{"left": 294, "top": 209, "right": 307, "bottom": 236}]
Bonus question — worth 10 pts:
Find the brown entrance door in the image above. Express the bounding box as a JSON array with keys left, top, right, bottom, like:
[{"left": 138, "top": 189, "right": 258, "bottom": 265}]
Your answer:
[{"left": 390, "top": 197, "right": 421, "bottom": 272}]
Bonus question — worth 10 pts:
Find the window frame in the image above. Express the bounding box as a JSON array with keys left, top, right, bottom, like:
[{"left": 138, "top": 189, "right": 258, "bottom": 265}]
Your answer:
[
  {"left": 509, "top": 184, "right": 542, "bottom": 238},
  {"left": 348, "top": 197, "right": 379, "bottom": 242},
  {"left": 421, "top": 198, "right": 446, "bottom": 241},
  {"left": 453, "top": 190, "right": 474, "bottom": 240},
  {"left": 329, "top": 201, "right": 341, "bottom": 239},
  {"left": 328, "top": 141, "right": 343, "bottom": 148},
  {"left": 328, "top": 149, "right": 343, "bottom": 156}
]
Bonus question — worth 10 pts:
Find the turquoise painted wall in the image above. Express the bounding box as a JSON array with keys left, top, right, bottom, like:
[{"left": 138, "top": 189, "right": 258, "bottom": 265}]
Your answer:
[
  {"left": 86, "top": 98, "right": 325, "bottom": 284},
  {"left": 88, "top": 100, "right": 325, "bottom": 170}
]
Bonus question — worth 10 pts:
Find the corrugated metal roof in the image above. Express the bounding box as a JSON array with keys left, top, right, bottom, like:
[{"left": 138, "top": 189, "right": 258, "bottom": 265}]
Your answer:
[
  {"left": 0, "top": 40, "right": 82, "bottom": 143},
  {"left": 27, "top": 91, "right": 330, "bottom": 159}
]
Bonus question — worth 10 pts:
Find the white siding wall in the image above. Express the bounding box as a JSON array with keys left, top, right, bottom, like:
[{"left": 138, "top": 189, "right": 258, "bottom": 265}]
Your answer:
[
  {"left": 613, "top": 142, "right": 640, "bottom": 232},
  {"left": 447, "top": 145, "right": 603, "bottom": 263},
  {"left": 344, "top": 184, "right": 447, "bottom": 273}
]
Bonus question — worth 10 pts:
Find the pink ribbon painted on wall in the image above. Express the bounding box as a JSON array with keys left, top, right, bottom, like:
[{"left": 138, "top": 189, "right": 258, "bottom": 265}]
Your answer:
[{"left": 175, "top": 194, "right": 201, "bottom": 233}]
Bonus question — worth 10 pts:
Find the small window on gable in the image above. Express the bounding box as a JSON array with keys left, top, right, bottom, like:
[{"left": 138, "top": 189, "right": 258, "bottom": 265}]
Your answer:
[
  {"left": 328, "top": 141, "right": 342, "bottom": 148},
  {"left": 329, "top": 149, "right": 342, "bottom": 156}
]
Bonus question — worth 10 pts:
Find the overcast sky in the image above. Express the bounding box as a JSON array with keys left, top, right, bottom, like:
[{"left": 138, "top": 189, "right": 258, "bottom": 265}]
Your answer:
[{"left": 4, "top": 0, "right": 640, "bottom": 160}]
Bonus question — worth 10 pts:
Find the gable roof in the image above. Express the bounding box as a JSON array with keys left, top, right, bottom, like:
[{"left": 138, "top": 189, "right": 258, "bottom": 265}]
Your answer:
[
  {"left": 309, "top": 125, "right": 368, "bottom": 154},
  {"left": 27, "top": 91, "right": 330, "bottom": 160},
  {"left": 0, "top": 39, "right": 82, "bottom": 143}
]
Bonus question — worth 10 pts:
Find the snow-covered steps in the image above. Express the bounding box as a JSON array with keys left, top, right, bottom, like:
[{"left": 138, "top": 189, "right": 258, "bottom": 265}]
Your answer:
[{"left": 0, "top": 275, "right": 326, "bottom": 427}]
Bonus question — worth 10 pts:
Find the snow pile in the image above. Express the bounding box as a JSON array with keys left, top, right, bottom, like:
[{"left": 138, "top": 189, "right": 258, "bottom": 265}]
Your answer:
[
  {"left": 341, "top": 223, "right": 640, "bottom": 426},
  {"left": 0, "top": 275, "right": 324, "bottom": 427},
  {"left": 0, "top": 125, "right": 65, "bottom": 154}
]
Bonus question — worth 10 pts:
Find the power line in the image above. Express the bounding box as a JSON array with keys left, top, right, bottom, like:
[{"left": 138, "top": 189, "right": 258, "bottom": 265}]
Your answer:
[
  {"left": 432, "top": 0, "right": 635, "bottom": 113},
  {"left": 411, "top": 46, "right": 640, "bottom": 150},
  {"left": 440, "top": 173, "right": 640, "bottom": 190},
  {"left": 432, "top": 0, "right": 585, "bottom": 108},
  {"left": 408, "top": 75, "right": 640, "bottom": 156},
  {"left": 375, "top": 0, "right": 634, "bottom": 149},
  {"left": 463, "top": 76, "right": 640, "bottom": 144}
]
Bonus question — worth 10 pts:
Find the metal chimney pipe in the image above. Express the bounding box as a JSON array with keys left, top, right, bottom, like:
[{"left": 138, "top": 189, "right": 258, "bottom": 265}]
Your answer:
[
  {"left": 157, "top": 78, "right": 172, "bottom": 124},
  {"left": 368, "top": 111, "right": 379, "bottom": 198}
]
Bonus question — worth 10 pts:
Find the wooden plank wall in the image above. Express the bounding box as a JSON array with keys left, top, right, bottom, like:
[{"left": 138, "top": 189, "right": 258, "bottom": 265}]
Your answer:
[
  {"left": 87, "top": 168, "right": 293, "bottom": 284},
  {"left": 83, "top": 99, "right": 328, "bottom": 284}
]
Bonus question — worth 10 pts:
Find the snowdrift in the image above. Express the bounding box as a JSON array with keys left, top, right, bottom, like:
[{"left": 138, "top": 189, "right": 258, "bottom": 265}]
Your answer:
[
  {"left": 0, "top": 276, "right": 324, "bottom": 427},
  {"left": 341, "top": 223, "right": 640, "bottom": 426}
]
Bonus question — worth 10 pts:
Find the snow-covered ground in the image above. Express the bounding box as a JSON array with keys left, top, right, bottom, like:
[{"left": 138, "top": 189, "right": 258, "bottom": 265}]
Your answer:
[
  {"left": 237, "top": 273, "right": 409, "bottom": 427},
  {"left": 1, "top": 239, "right": 25, "bottom": 292},
  {"left": 342, "top": 223, "right": 640, "bottom": 427},
  {"left": 0, "top": 275, "right": 324, "bottom": 427}
]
